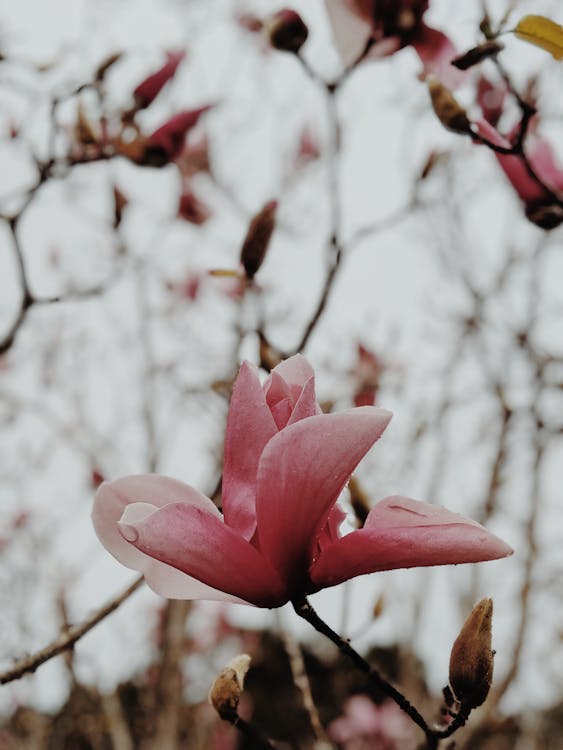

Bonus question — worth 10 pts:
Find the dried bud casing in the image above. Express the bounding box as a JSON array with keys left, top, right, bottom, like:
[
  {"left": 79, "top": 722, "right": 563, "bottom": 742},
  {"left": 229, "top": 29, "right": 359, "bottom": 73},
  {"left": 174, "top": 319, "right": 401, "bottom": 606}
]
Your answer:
[
  {"left": 240, "top": 200, "right": 277, "bottom": 279},
  {"left": 449, "top": 598, "right": 494, "bottom": 708},
  {"left": 209, "top": 654, "right": 251, "bottom": 719},
  {"left": 267, "top": 9, "right": 309, "bottom": 54},
  {"left": 428, "top": 78, "right": 472, "bottom": 135}
]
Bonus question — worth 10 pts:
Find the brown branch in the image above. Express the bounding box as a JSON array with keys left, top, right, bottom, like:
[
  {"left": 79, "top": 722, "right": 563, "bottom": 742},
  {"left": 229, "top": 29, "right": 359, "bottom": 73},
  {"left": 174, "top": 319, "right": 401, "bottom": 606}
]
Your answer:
[
  {"left": 0, "top": 575, "right": 144, "bottom": 685},
  {"left": 281, "top": 629, "right": 333, "bottom": 748}
]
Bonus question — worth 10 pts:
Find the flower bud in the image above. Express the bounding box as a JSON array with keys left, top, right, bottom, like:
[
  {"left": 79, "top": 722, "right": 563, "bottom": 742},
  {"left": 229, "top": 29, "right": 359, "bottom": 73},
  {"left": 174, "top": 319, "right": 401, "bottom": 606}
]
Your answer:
[
  {"left": 449, "top": 598, "right": 494, "bottom": 708},
  {"left": 267, "top": 9, "right": 309, "bottom": 54},
  {"left": 428, "top": 77, "right": 472, "bottom": 135},
  {"left": 526, "top": 202, "right": 563, "bottom": 230},
  {"left": 209, "top": 654, "right": 251, "bottom": 719},
  {"left": 240, "top": 200, "right": 277, "bottom": 280}
]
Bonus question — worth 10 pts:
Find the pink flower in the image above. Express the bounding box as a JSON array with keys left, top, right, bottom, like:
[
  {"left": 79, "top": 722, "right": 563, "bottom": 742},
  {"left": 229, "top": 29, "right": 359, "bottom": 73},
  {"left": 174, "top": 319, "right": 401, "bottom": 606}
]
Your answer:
[
  {"left": 92, "top": 356, "right": 512, "bottom": 607},
  {"left": 133, "top": 51, "right": 186, "bottom": 109},
  {"left": 329, "top": 696, "right": 417, "bottom": 749},
  {"left": 324, "top": 0, "right": 464, "bottom": 88},
  {"left": 475, "top": 118, "right": 563, "bottom": 226}
]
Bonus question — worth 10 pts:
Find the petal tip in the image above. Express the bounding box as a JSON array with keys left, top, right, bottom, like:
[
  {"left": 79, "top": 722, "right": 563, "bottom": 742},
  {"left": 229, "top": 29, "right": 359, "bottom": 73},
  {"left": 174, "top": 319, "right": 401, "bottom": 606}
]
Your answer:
[{"left": 118, "top": 522, "right": 139, "bottom": 543}]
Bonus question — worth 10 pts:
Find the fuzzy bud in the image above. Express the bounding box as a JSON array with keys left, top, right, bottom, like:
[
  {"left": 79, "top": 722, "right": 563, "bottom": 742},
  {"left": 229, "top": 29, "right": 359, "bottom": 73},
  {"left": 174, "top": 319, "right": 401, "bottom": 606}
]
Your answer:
[
  {"left": 240, "top": 200, "right": 277, "bottom": 279},
  {"left": 428, "top": 77, "right": 472, "bottom": 135},
  {"left": 267, "top": 9, "right": 309, "bottom": 54},
  {"left": 209, "top": 654, "right": 251, "bottom": 719},
  {"left": 449, "top": 598, "right": 494, "bottom": 709}
]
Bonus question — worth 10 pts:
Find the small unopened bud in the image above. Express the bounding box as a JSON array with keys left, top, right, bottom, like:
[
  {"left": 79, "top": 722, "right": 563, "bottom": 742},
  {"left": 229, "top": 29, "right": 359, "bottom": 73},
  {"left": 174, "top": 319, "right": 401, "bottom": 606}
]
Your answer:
[
  {"left": 240, "top": 200, "right": 277, "bottom": 280},
  {"left": 428, "top": 77, "right": 472, "bottom": 135},
  {"left": 209, "top": 654, "right": 251, "bottom": 719},
  {"left": 267, "top": 9, "right": 309, "bottom": 54},
  {"left": 449, "top": 598, "right": 494, "bottom": 708}
]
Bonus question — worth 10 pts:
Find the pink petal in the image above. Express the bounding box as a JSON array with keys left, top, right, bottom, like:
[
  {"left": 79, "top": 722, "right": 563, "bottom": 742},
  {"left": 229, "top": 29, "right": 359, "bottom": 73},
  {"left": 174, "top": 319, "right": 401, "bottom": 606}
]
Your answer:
[
  {"left": 287, "top": 376, "right": 319, "bottom": 424},
  {"left": 222, "top": 362, "right": 277, "bottom": 539},
  {"left": 324, "top": 0, "right": 373, "bottom": 67},
  {"left": 265, "top": 370, "right": 293, "bottom": 428},
  {"left": 413, "top": 24, "right": 465, "bottom": 89},
  {"left": 310, "top": 496, "right": 513, "bottom": 589},
  {"left": 528, "top": 138, "right": 563, "bottom": 194},
  {"left": 255, "top": 407, "right": 392, "bottom": 588},
  {"left": 92, "top": 476, "right": 237, "bottom": 601},
  {"left": 272, "top": 353, "right": 314, "bottom": 388},
  {"left": 119, "top": 502, "right": 288, "bottom": 607},
  {"left": 475, "top": 120, "right": 553, "bottom": 205}
]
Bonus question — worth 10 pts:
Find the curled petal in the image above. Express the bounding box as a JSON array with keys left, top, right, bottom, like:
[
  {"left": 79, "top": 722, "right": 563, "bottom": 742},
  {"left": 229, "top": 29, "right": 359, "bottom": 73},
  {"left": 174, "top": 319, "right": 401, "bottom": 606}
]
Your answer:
[
  {"left": 310, "top": 496, "right": 513, "bottom": 589},
  {"left": 255, "top": 407, "right": 392, "bottom": 586},
  {"left": 222, "top": 362, "right": 277, "bottom": 539},
  {"left": 119, "top": 502, "right": 288, "bottom": 607},
  {"left": 92, "top": 476, "right": 235, "bottom": 601}
]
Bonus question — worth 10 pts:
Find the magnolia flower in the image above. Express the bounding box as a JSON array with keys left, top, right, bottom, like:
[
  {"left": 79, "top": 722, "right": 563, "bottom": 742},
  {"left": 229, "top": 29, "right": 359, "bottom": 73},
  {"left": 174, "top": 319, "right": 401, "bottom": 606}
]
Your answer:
[
  {"left": 324, "top": 0, "right": 464, "bottom": 88},
  {"left": 93, "top": 356, "right": 512, "bottom": 607},
  {"left": 476, "top": 118, "right": 563, "bottom": 228}
]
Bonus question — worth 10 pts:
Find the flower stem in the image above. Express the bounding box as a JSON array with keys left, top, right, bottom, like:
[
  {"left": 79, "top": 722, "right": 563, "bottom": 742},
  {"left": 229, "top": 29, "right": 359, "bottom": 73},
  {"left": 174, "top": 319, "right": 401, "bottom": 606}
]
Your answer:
[{"left": 291, "top": 596, "right": 430, "bottom": 735}]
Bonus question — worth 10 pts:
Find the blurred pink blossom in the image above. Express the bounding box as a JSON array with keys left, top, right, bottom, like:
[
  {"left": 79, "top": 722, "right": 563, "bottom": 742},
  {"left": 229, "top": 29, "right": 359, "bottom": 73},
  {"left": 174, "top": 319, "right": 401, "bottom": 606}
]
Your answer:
[
  {"left": 177, "top": 189, "right": 212, "bottom": 225},
  {"left": 93, "top": 355, "right": 512, "bottom": 607},
  {"left": 351, "top": 343, "right": 385, "bottom": 407},
  {"left": 476, "top": 118, "right": 563, "bottom": 225},
  {"left": 133, "top": 50, "right": 186, "bottom": 109},
  {"left": 329, "top": 696, "right": 417, "bottom": 750},
  {"left": 324, "top": 0, "right": 463, "bottom": 88},
  {"left": 147, "top": 106, "right": 212, "bottom": 163}
]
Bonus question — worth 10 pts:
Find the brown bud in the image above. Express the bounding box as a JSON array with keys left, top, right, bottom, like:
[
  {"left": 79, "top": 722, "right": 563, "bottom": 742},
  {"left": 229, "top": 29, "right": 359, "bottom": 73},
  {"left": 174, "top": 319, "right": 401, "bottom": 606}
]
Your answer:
[
  {"left": 451, "top": 40, "right": 504, "bottom": 70},
  {"left": 449, "top": 598, "right": 494, "bottom": 708},
  {"left": 267, "top": 9, "right": 309, "bottom": 54},
  {"left": 526, "top": 202, "right": 563, "bottom": 230},
  {"left": 428, "top": 77, "right": 472, "bottom": 135},
  {"left": 209, "top": 654, "right": 251, "bottom": 719},
  {"left": 240, "top": 200, "right": 277, "bottom": 280}
]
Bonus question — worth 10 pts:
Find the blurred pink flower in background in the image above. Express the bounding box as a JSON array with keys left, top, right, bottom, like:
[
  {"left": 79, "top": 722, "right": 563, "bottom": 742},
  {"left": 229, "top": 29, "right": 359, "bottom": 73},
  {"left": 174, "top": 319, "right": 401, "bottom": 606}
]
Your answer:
[
  {"left": 177, "top": 188, "right": 212, "bottom": 225},
  {"left": 324, "top": 0, "right": 463, "bottom": 88},
  {"left": 475, "top": 117, "right": 563, "bottom": 226},
  {"left": 329, "top": 695, "right": 418, "bottom": 750},
  {"left": 133, "top": 50, "right": 186, "bottom": 109},
  {"left": 93, "top": 355, "right": 512, "bottom": 607},
  {"left": 351, "top": 343, "right": 385, "bottom": 407}
]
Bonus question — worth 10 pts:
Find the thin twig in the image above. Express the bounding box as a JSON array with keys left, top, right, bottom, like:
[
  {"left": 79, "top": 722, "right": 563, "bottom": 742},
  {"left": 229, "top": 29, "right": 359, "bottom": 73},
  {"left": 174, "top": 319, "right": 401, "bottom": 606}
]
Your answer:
[
  {"left": 281, "top": 629, "right": 333, "bottom": 748},
  {"left": 0, "top": 575, "right": 144, "bottom": 685}
]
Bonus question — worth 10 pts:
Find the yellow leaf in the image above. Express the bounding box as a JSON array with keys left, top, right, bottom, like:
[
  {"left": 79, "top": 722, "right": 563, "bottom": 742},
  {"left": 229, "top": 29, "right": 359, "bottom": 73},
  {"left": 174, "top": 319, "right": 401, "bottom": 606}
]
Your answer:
[{"left": 514, "top": 15, "right": 563, "bottom": 60}]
